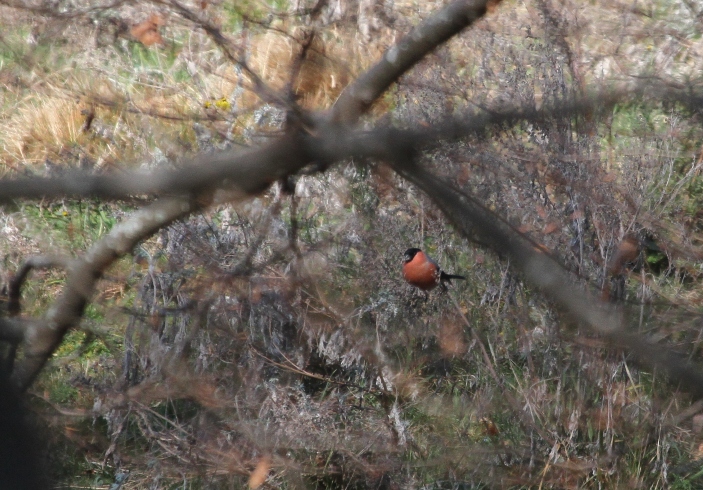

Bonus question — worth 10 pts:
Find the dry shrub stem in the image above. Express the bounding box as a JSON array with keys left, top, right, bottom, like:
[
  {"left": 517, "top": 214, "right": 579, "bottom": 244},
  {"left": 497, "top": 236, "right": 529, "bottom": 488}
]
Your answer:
[
  {"left": 448, "top": 293, "right": 557, "bottom": 445},
  {"left": 162, "top": 0, "right": 293, "bottom": 110},
  {"left": 0, "top": 0, "right": 130, "bottom": 18}
]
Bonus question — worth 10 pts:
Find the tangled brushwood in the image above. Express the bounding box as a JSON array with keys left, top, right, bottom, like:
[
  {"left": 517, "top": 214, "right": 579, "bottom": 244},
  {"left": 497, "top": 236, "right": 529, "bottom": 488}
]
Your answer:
[{"left": 2, "top": 0, "right": 703, "bottom": 488}]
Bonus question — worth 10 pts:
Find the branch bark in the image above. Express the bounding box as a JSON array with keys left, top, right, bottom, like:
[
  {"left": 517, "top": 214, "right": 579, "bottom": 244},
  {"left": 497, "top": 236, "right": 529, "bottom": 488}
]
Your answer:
[
  {"left": 331, "top": 0, "right": 499, "bottom": 124},
  {"left": 8, "top": 256, "right": 69, "bottom": 316},
  {"left": 0, "top": 133, "right": 312, "bottom": 203},
  {"left": 11, "top": 197, "right": 197, "bottom": 390}
]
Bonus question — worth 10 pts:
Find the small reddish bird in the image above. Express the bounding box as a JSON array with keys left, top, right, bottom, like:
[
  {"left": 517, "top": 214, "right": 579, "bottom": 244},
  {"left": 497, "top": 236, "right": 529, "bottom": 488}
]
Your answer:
[{"left": 402, "top": 248, "right": 465, "bottom": 291}]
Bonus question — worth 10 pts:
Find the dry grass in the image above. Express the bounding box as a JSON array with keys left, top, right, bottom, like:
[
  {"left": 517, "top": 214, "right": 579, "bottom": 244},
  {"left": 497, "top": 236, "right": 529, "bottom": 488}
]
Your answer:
[
  {"left": 0, "top": 0, "right": 402, "bottom": 170},
  {"left": 1, "top": 96, "right": 84, "bottom": 166}
]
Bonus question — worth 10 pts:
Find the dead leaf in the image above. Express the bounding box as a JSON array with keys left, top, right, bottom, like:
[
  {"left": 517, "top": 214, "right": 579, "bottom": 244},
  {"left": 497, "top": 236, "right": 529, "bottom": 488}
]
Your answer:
[
  {"left": 602, "top": 172, "right": 617, "bottom": 183},
  {"left": 130, "top": 14, "right": 166, "bottom": 46},
  {"left": 439, "top": 320, "right": 467, "bottom": 356},
  {"left": 457, "top": 166, "right": 471, "bottom": 185},
  {"left": 480, "top": 417, "right": 499, "bottom": 436},
  {"left": 693, "top": 413, "right": 703, "bottom": 434},
  {"left": 249, "top": 455, "right": 271, "bottom": 489},
  {"left": 486, "top": 0, "right": 503, "bottom": 13},
  {"left": 543, "top": 222, "right": 560, "bottom": 234},
  {"left": 694, "top": 442, "right": 703, "bottom": 460},
  {"left": 607, "top": 235, "right": 639, "bottom": 274}
]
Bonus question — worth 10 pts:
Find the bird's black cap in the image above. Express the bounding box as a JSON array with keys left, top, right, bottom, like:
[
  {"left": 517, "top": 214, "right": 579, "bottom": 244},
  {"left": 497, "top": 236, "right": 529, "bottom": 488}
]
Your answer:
[{"left": 403, "top": 248, "right": 422, "bottom": 262}]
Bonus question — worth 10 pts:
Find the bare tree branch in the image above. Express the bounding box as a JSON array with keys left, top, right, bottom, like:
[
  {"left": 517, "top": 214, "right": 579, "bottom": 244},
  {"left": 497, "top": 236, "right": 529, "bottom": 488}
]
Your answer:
[
  {"left": 390, "top": 158, "right": 703, "bottom": 398},
  {"left": 0, "top": 318, "right": 27, "bottom": 344},
  {"left": 2, "top": 84, "right": 696, "bottom": 207},
  {"left": 12, "top": 197, "right": 198, "bottom": 390},
  {"left": 0, "top": 133, "right": 313, "bottom": 203},
  {"left": 8, "top": 256, "right": 69, "bottom": 316},
  {"left": 0, "top": 89, "right": 617, "bottom": 206},
  {"left": 331, "top": 0, "right": 499, "bottom": 124},
  {"left": 0, "top": 363, "right": 48, "bottom": 489}
]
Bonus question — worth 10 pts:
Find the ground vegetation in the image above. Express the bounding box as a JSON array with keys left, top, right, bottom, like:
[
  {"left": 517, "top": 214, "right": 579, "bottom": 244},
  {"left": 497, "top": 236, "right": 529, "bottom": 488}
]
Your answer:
[{"left": 2, "top": 0, "right": 703, "bottom": 488}]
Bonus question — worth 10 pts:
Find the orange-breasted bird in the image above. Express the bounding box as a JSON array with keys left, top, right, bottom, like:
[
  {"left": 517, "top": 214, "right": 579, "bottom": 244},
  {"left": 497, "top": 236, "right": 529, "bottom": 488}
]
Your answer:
[{"left": 402, "top": 248, "right": 465, "bottom": 291}]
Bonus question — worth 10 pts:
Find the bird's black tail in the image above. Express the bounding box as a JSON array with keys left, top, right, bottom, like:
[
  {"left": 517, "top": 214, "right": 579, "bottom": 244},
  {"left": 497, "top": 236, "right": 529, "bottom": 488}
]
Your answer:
[{"left": 440, "top": 272, "right": 466, "bottom": 282}]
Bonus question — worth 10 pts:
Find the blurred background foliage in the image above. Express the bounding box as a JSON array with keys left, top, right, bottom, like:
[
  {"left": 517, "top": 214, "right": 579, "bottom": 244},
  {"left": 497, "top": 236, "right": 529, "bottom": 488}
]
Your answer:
[{"left": 3, "top": 0, "right": 703, "bottom": 488}]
